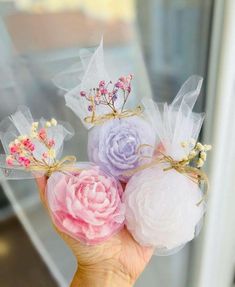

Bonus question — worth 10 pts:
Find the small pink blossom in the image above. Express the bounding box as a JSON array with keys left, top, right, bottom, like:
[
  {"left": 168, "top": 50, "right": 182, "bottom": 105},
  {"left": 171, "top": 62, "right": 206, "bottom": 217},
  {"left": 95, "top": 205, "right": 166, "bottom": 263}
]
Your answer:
[
  {"left": 99, "top": 80, "right": 105, "bottom": 87},
  {"left": 38, "top": 128, "right": 47, "bottom": 140},
  {"left": 42, "top": 152, "right": 48, "bottom": 158},
  {"left": 100, "top": 88, "right": 108, "bottom": 95},
  {"left": 115, "top": 82, "right": 123, "bottom": 89},
  {"left": 17, "top": 156, "right": 31, "bottom": 167},
  {"left": 6, "top": 157, "right": 14, "bottom": 166},
  {"left": 108, "top": 92, "right": 113, "bottom": 100},
  {"left": 22, "top": 138, "right": 29, "bottom": 146},
  {"left": 94, "top": 96, "right": 100, "bottom": 105},
  {"left": 10, "top": 145, "right": 18, "bottom": 155},
  {"left": 80, "top": 91, "right": 86, "bottom": 97},
  {"left": 119, "top": 76, "right": 125, "bottom": 82},
  {"left": 24, "top": 158, "right": 31, "bottom": 167},
  {"left": 48, "top": 139, "right": 55, "bottom": 147},
  {"left": 18, "top": 156, "right": 26, "bottom": 166},
  {"left": 127, "top": 74, "right": 133, "bottom": 81},
  {"left": 22, "top": 139, "right": 35, "bottom": 151}
]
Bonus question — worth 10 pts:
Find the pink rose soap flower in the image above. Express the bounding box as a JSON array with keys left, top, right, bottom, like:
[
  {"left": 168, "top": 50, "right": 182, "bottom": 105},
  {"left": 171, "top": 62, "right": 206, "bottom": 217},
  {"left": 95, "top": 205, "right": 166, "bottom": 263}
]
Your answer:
[
  {"left": 46, "top": 164, "right": 125, "bottom": 244},
  {"left": 0, "top": 106, "right": 125, "bottom": 246}
]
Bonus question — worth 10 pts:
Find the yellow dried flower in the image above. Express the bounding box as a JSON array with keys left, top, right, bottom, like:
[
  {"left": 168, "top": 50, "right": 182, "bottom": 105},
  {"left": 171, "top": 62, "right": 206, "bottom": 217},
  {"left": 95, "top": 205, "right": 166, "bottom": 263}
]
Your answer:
[
  {"left": 45, "top": 121, "right": 52, "bottom": 128},
  {"left": 182, "top": 156, "right": 189, "bottom": 162},
  {"left": 197, "top": 158, "right": 204, "bottom": 168},
  {"left": 200, "top": 151, "right": 207, "bottom": 161},
  {"left": 196, "top": 142, "right": 204, "bottom": 151},
  {"left": 48, "top": 149, "right": 56, "bottom": 159},
  {"left": 51, "top": 118, "right": 57, "bottom": 126},
  {"left": 32, "top": 122, "right": 39, "bottom": 129},
  {"left": 14, "top": 139, "right": 20, "bottom": 145},
  {"left": 189, "top": 150, "right": 197, "bottom": 157}
]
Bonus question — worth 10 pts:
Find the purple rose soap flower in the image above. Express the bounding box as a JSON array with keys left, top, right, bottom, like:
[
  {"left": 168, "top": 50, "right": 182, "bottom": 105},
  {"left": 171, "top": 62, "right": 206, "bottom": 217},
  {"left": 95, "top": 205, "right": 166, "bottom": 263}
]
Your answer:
[
  {"left": 60, "top": 41, "right": 156, "bottom": 181},
  {"left": 80, "top": 75, "right": 156, "bottom": 182},
  {"left": 88, "top": 116, "right": 156, "bottom": 182}
]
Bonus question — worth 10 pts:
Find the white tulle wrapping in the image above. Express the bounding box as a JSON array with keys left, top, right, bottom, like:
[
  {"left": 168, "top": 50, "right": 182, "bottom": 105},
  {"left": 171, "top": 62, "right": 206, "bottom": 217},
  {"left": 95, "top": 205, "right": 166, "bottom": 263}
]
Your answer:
[
  {"left": 142, "top": 76, "right": 205, "bottom": 159},
  {"left": 54, "top": 39, "right": 129, "bottom": 129},
  {"left": 124, "top": 75, "right": 206, "bottom": 255},
  {"left": 0, "top": 106, "right": 74, "bottom": 179}
]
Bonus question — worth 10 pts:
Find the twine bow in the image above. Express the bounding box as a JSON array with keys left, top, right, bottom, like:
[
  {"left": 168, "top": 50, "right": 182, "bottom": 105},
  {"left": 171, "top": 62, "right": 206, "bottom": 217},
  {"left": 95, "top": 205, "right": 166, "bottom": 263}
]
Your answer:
[
  {"left": 160, "top": 153, "right": 208, "bottom": 205},
  {"left": 126, "top": 145, "right": 209, "bottom": 206},
  {"left": 28, "top": 155, "right": 79, "bottom": 177},
  {"left": 84, "top": 105, "right": 142, "bottom": 125}
]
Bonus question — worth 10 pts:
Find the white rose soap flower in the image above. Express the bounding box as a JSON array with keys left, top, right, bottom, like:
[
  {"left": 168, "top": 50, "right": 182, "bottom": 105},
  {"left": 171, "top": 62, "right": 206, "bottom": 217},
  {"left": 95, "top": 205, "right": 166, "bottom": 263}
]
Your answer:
[
  {"left": 124, "top": 165, "right": 204, "bottom": 254},
  {"left": 124, "top": 76, "right": 211, "bottom": 255}
]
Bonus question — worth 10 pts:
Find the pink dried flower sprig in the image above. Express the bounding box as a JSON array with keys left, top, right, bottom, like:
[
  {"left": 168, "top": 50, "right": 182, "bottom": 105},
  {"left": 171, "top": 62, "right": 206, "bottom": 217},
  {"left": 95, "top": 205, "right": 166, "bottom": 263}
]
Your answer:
[
  {"left": 6, "top": 118, "right": 58, "bottom": 168},
  {"left": 80, "top": 74, "right": 133, "bottom": 114}
]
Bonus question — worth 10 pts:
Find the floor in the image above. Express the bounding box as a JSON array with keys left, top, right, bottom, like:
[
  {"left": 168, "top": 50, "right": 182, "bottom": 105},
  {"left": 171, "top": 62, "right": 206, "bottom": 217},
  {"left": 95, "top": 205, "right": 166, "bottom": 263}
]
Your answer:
[{"left": 0, "top": 216, "right": 58, "bottom": 287}]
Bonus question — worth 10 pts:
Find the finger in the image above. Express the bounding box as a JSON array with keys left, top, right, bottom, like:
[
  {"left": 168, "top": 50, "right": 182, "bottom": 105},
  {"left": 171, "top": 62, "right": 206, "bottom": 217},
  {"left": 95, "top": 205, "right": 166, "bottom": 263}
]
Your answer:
[
  {"left": 35, "top": 175, "right": 48, "bottom": 207},
  {"left": 35, "top": 175, "right": 47, "bottom": 190}
]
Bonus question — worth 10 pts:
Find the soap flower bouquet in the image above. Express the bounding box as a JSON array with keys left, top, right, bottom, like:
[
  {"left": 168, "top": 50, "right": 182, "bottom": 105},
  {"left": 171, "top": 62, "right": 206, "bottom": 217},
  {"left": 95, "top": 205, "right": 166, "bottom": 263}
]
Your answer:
[
  {"left": 53, "top": 40, "right": 212, "bottom": 255},
  {"left": 0, "top": 42, "right": 212, "bottom": 257},
  {"left": 54, "top": 40, "right": 156, "bottom": 183},
  {"left": 0, "top": 106, "right": 125, "bottom": 245}
]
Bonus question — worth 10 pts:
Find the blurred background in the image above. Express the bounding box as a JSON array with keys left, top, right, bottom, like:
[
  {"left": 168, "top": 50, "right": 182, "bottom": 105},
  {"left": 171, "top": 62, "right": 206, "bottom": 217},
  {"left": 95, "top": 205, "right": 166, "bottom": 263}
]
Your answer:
[{"left": 0, "top": 0, "right": 234, "bottom": 286}]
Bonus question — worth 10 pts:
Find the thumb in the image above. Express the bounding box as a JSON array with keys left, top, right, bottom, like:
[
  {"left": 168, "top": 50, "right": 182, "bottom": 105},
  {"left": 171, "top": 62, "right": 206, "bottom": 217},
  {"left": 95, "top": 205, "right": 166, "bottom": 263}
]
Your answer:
[{"left": 35, "top": 175, "right": 48, "bottom": 207}]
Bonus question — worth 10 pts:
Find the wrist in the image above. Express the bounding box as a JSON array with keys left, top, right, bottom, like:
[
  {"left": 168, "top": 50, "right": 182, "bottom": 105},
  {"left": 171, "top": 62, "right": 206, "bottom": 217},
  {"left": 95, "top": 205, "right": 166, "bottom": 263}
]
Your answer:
[{"left": 71, "top": 263, "right": 135, "bottom": 287}]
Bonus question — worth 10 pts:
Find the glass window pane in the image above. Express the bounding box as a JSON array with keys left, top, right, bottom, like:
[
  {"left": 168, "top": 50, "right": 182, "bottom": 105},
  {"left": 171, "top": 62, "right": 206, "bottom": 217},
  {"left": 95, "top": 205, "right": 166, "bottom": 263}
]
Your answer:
[
  {"left": 136, "top": 0, "right": 213, "bottom": 112},
  {"left": 0, "top": 1, "right": 214, "bottom": 286}
]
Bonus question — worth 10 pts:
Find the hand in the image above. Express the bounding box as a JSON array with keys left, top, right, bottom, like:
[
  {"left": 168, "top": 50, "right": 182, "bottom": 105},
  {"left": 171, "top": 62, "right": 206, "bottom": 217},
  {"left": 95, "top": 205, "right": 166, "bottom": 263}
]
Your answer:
[{"left": 36, "top": 176, "right": 154, "bottom": 287}]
